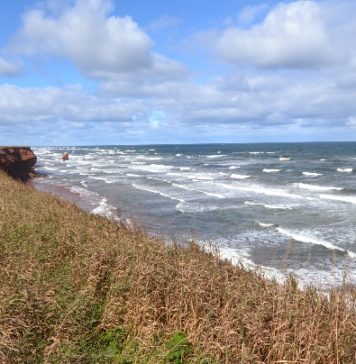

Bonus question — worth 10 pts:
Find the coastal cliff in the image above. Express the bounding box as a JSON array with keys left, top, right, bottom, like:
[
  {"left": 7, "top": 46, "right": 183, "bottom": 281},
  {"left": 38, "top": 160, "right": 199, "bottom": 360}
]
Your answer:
[
  {"left": 0, "top": 172, "right": 355, "bottom": 363},
  {"left": 0, "top": 147, "right": 37, "bottom": 181}
]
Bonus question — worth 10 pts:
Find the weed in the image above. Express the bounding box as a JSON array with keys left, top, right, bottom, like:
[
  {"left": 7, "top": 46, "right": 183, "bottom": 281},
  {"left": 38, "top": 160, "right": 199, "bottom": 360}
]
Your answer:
[{"left": 165, "top": 332, "right": 193, "bottom": 363}]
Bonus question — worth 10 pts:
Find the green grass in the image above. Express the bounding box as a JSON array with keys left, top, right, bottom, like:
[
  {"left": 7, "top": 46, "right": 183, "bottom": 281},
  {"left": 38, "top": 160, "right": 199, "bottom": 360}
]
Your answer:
[{"left": 0, "top": 172, "right": 355, "bottom": 363}]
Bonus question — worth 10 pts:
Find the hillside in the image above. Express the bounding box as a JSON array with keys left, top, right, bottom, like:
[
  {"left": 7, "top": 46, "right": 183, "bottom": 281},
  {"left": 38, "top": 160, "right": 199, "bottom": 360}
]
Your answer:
[{"left": 0, "top": 172, "right": 355, "bottom": 363}]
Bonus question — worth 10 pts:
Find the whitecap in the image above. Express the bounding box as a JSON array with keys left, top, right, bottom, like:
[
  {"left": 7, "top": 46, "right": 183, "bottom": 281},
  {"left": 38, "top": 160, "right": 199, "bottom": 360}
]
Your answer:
[
  {"left": 337, "top": 168, "right": 353, "bottom": 173},
  {"left": 279, "top": 157, "right": 291, "bottom": 161},
  {"left": 172, "top": 183, "right": 224, "bottom": 199},
  {"left": 293, "top": 183, "right": 343, "bottom": 192},
  {"left": 130, "top": 164, "right": 174, "bottom": 173},
  {"left": 276, "top": 227, "right": 356, "bottom": 258},
  {"left": 217, "top": 183, "right": 302, "bottom": 199},
  {"left": 175, "top": 201, "right": 219, "bottom": 213},
  {"left": 302, "top": 172, "right": 322, "bottom": 177},
  {"left": 231, "top": 174, "right": 250, "bottom": 179},
  {"left": 263, "top": 169, "right": 280, "bottom": 173},
  {"left": 320, "top": 194, "right": 356, "bottom": 205},
  {"left": 91, "top": 198, "right": 117, "bottom": 219},
  {"left": 183, "top": 172, "right": 216, "bottom": 181},
  {"left": 131, "top": 183, "right": 184, "bottom": 203},
  {"left": 136, "top": 156, "right": 163, "bottom": 161},
  {"left": 228, "top": 166, "right": 239, "bottom": 170},
  {"left": 245, "top": 201, "right": 293, "bottom": 210},
  {"left": 217, "top": 246, "right": 285, "bottom": 282},
  {"left": 257, "top": 221, "right": 274, "bottom": 228},
  {"left": 206, "top": 154, "right": 227, "bottom": 158}
]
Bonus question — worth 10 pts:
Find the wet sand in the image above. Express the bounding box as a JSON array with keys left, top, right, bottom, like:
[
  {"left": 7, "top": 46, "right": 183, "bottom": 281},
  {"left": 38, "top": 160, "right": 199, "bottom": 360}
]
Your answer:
[{"left": 31, "top": 178, "right": 94, "bottom": 213}]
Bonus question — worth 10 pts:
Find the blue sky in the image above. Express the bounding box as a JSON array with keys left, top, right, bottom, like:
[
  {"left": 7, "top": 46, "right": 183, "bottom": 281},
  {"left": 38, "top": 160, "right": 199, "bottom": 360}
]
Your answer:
[{"left": 0, "top": 0, "right": 356, "bottom": 145}]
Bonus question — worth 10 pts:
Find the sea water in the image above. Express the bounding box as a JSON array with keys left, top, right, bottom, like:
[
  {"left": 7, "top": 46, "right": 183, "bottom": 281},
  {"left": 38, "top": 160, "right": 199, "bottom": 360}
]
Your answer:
[{"left": 33, "top": 142, "right": 356, "bottom": 289}]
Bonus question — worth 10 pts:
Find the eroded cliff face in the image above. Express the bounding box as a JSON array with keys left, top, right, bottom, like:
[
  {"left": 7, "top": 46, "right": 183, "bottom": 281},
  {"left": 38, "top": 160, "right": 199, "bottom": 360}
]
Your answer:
[{"left": 0, "top": 147, "right": 37, "bottom": 181}]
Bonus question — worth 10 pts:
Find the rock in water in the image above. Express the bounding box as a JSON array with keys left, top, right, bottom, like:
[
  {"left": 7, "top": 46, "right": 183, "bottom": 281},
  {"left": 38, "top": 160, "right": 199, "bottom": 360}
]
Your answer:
[{"left": 0, "top": 147, "right": 37, "bottom": 181}]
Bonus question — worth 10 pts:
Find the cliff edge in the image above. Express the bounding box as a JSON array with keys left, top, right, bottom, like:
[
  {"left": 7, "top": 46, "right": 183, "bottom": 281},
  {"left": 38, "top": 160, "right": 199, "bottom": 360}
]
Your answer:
[{"left": 0, "top": 147, "right": 37, "bottom": 181}]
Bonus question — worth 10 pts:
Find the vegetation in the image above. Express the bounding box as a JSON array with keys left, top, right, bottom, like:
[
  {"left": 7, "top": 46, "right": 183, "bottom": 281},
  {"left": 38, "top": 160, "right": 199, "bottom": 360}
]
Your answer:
[{"left": 0, "top": 172, "right": 355, "bottom": 363}]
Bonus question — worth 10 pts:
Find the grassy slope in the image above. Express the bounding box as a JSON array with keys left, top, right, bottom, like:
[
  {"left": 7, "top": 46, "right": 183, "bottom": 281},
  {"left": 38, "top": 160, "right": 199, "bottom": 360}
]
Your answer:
[{"left": 0, "top": 172, "right": 355, "bottom": 363}]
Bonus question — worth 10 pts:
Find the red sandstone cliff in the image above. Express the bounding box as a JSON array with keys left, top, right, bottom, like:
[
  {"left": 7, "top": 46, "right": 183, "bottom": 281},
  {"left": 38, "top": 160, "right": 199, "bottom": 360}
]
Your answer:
[{"left": 0, "top": 147, "right": 37, "bottom": 181}]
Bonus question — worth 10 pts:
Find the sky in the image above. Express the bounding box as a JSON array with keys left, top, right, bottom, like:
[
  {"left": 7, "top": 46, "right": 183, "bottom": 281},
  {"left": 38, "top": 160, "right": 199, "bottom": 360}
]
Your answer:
[{"left": 0, "top": 0, "right": 356, "bottom": 146}]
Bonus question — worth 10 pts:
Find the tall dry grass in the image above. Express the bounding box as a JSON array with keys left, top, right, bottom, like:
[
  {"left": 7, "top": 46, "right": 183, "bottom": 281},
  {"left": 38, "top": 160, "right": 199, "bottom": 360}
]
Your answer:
[{"left": 0, "top": 172, "right": 355, "bottom": 363}]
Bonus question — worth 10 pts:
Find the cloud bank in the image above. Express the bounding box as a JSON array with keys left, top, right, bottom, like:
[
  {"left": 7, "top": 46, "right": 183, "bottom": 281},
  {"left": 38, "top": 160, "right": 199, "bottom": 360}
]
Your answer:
[{"left": 1, "top": 0, "right": 356, "bottom": 144}]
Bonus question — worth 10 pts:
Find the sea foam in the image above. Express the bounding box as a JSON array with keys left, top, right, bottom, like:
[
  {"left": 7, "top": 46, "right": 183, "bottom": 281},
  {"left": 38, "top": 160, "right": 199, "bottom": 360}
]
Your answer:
[
  {"left": 231, "top": 174, "right": 250, "bottom": 179},
  {"left": 302, "top": 172, "right": 322, "bottom": 177},
  {"left": 293, "top": 183, "right": 343, "bottom": 192},
  {"left": 276, "top": 228, "right": 356, "bottom": 258},
  {"left": 337, "top": 168, "right": 353, "bottom": 173},
  {"left": 320, "top": 194, "right": 356, "bottom": 205},
  {"left": 263, "top": 169, "right": 280, "bottom": 173},
  {"left": 245, "top": 201, "right": 293, "bottom": 210}
]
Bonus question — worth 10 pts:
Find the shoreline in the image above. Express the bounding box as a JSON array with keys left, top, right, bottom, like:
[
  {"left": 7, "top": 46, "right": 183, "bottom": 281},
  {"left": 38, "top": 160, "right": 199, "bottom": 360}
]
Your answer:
[
  {"left": 31, "top": 177, "right": 97, "bottom": 214},
  {"left": 30, "top": 175, "right": 355, "bottom": 292},
  {"left": 1, "top": 171, "right": 355, "bottom": 363}
]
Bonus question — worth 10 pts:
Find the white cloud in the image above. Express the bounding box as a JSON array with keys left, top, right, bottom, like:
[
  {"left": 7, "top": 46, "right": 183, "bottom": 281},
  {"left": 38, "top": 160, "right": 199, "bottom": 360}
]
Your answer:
[
  {"left": 216, "top": 1, "right": 336, "bottom": 68},
  {"left": 13, "top": 0, "right": 155, "bottom": 76},
  {"left": 0, "top": 57, "right": 21, "bottom": 76},
  {"left": 237, "top": 4, "right": 269, "bottom": 25},
  {"left": 0, "top": 84, "right": 143, "bottom": 123},
  {"left": 2, "top": 0, "right": 356, "bottom": 144}
]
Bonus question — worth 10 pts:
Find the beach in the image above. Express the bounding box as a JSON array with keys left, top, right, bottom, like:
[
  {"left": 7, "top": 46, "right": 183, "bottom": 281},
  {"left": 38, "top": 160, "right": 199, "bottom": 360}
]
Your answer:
[{"left": 33, "top": 142, "right": 356, "bottom": 289}]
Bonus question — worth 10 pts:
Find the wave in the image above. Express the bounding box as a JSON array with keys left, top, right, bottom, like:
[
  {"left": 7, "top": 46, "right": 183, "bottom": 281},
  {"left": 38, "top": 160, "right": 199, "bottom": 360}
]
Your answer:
[
  {"left": 175, "top": 201, "right": 219, "bottom": 213},
  {"left": 231, "top": 174, "right": 250, "bottom": 179},
  {"left": 91, "top": 198, "right": 117, "bottom": 219},
  {"left": 279, "top": 157, "right": 291, "bottom": 161},
  {"left": 228, "top": 166, "right": 239, "bottom": 170},
  {"left": 249, "top": 151, "right": 264, "bottom": 155},
  {"left": 132, "top": 183, "right": 184, "bottom": 203},
  {"left": 218, "top": 183, "right": 302, "bottom": 199},
  {"left": 175, "top": 153, "right": 183, "bottom": 157},
  {"left": 245, "top": 201, "right": 293, "bottom": 210},
  {"left": 146, "top": 176, "right": 172, "bottom": 184},
  {"left": 320, "top": 194, "right": 356, "bottom": 205},
  {"left": 257, "top": 221, "right": 274, "bottom": 227},
  {"left": 206, "top": 154, "right": 227, "bottom": 158},
  {"left": 136, "top": 156, "right": 163, "bottom": 161},
  {"left": 179, "top": 167, "right": 191, "bottom": 171},
  {"left": 217, "top": 246, "right": 285, "bottom": 281},
  {"left": 293, "top": 183, "right": 343, "bottom": 192},
  {"left": 276, "top": 227, "right": 356, "bottom": 258},
  {"left": 263, "top": 169, "right": 280, "bottom": 173},
  {"left": 88, "top": 176, "right": 118, "bottom": 184},
  {"left": 172, "top": 183, "right": 224, "bottom": 199},
  {"left": 183, "top": 172, "right": 216, "bottom": 181},
  {"left": 130, "top": 161, "right": 146, "bottom": 165},
  {"left": 130, "top": 164, "right": 174, "bottom": 173},
  {"left": 337, "top": 168, "right": 353, "bottom": 173},
  {"left": 302, "top": 172, "right": 322, "bottom": 177}
]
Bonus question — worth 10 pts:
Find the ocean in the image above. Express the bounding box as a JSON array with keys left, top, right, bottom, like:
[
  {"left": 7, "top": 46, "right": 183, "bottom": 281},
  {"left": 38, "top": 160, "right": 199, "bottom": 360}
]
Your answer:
[{"left": 33, "top": 142, "right": 356, "bottom": 289}]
